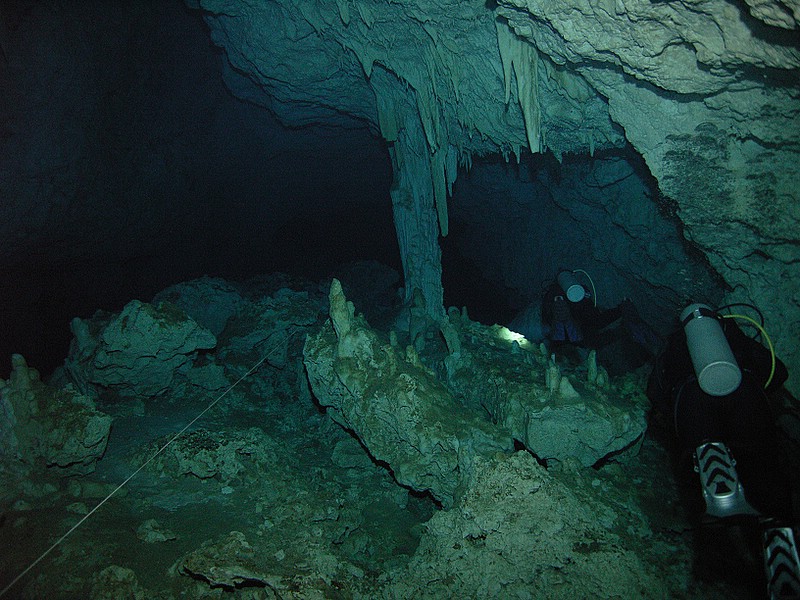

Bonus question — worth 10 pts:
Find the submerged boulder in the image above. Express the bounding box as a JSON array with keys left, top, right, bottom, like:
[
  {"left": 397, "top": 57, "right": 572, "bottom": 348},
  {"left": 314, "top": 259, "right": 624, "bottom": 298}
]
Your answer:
[
  {"left": 65, "top": 299, "right": 216, "bottom": 398},
  {"left": 136, "top": 427, "right": 280, "bottom": 483},
  {"left": 218, "top": 286, "right": 324, "bottom": 368},
  {"left": 304, "top": 279, "right": 514, "bottom": 508},
  {"left": 0, "top": 354, "right": 111, "bottom": 479},
  {"left": 176, "top": 531, "right": 272, "bottom": 591},
  {"left": 153, "top": 276, "right": 244, "bottom": 337}
]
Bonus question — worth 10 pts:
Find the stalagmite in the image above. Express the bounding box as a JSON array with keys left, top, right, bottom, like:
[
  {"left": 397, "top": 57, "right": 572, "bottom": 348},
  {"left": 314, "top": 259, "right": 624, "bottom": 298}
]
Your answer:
[
  {"left": 559, "top": 376, "right": 581, "bottom": 400},
  {"left": 546, "top": 359, "right": 561, "bottom": 394},
  {"left": 587, "top": 349, "right": 598, "bottom": 384}
]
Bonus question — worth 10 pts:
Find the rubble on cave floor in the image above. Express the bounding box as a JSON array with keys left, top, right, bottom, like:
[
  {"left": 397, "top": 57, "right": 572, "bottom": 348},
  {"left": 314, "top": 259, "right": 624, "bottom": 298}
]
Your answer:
[{"left": 0, "top": 268, "right": 757, "bottom": 599}]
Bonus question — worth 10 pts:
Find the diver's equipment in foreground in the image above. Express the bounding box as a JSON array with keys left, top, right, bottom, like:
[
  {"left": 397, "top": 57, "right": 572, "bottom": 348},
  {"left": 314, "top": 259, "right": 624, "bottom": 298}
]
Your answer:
[
  {"left": 694, "top": 441, "right": 758, "bottom": 518},
  {"left": 653, "top": 302, "right": 797, "bottom": 599},
  {"left": 763, "top": 526, "right": 800, "bottom": 599},
  {"left": 680, "top": 303, "right": 742, "bottom": 396}
]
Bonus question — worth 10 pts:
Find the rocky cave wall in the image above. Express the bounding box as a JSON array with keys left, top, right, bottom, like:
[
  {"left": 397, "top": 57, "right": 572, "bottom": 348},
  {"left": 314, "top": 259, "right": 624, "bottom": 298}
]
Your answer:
[{"left": 189, "top": 0, "right": 800, "bottom": 394}]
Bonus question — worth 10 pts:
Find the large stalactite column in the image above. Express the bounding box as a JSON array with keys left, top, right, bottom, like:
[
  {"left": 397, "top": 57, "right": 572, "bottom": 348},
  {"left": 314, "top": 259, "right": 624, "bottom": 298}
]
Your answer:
[{"left": 388, "top": 113, "right": 445, "bottom": 320}]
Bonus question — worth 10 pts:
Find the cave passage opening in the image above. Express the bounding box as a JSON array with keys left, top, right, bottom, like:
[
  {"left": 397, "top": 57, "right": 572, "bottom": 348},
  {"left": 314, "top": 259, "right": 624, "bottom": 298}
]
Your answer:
[{"left": 441, "top": 145, "right": 726, "bottom": 344}]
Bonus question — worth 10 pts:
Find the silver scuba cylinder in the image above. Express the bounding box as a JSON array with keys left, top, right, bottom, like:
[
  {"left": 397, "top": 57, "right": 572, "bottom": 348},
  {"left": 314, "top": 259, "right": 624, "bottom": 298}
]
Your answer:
[
  {"left": 680, "top": 303, "right": 742, "bottom": 396},
  {"left": 557, "top": 271, "right": 586, "bottom": 303}
]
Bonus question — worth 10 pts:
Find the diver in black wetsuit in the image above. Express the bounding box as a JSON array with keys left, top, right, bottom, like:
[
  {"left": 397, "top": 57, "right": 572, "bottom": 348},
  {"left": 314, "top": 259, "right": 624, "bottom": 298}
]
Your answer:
[
  {"left": 648, "top": 303, "right": 800, "bottom": 597},
  {"left": 541, "top": 270, "right": 660, "bottom": 373}
]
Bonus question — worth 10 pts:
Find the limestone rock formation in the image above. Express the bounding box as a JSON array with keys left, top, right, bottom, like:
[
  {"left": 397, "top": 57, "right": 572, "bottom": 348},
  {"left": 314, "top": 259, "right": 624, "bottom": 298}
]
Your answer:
[
  {"left": 0, "top": 354, "right": 111, "bottom": 478},
  {"left": 135, "top": 519, "right": 177, "bottom": 544},
  {"left": 90, "top": 565, "right": 148, "bottom": 600},
  {"left": 304, "top": 279, "right": 514, "bottom": 508},
  {"left": 381, "top": 451, "right": 669, "bottom": 598},
  {"left": 136, "top": 427, "right": 279, "bottom": 483},
  {"left": 153, "top": 276, "right": 245, "bottom": 337},
  {"left": 65, "top": 299, "right": 216, "bottom": 398},
  {"left": 0, "top": 275, "right": 752, "bottom": 599},
  {"left": 218, "top": 286, "right": 324, "bottom": 369},
  {"left": 442, "top": 313, "right": 648, "bottom": 467},
  {"left": 176, "top": 531, "right": 272, "bottom": 591}
]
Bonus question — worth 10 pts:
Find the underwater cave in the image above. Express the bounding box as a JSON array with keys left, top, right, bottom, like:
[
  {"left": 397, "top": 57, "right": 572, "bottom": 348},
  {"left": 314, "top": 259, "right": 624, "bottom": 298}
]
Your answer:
[{"left": 1, "top": 0, "right": 799, "bottom": 598}]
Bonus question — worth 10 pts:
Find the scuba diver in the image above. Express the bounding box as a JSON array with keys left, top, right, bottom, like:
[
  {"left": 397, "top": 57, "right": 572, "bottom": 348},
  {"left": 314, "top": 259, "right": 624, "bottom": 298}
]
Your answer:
[
  {"left": 648, "top": 302, "right": 800, "bottom": 598},
  {"left": 541, "top": 269, "right": 661, "bottom": 373}
]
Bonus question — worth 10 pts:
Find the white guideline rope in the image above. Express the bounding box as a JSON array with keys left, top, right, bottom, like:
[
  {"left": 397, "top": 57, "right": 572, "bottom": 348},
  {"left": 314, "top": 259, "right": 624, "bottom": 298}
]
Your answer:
[{"left": 0, "top": 335, "right": 288, "bottom": 598}]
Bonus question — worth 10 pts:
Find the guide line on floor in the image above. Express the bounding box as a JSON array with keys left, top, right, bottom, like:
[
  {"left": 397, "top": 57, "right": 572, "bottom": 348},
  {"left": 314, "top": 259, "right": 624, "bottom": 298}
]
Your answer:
[{"left": 0, "top": 333, "right": 294, "bottom": 599}]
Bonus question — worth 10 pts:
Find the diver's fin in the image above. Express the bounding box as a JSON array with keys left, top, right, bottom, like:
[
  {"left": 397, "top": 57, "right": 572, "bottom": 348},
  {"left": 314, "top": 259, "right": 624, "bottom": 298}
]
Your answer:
[
  {"left": 694, "top": 442, "right": 759, "bottom": 519},
  {"left": 763, "top": 526, "right": 800, "bottom": 599}
]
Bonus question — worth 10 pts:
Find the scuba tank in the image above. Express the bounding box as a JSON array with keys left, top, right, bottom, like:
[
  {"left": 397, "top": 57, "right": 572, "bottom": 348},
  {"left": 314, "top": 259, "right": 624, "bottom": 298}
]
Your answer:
[
  {"left": 680, "top": 303, "right": 742, "bottom": 396},
  {"left": 557, "top": 270, "right": 586, "bottom": 303},
  {"left": 648, "top": 302, "right": 793, "bottom": 520}
]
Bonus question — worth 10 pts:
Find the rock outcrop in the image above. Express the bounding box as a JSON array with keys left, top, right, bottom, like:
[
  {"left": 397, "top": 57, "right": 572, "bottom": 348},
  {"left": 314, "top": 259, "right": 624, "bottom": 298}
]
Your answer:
[
  {"left": 153, "top": 277, "right": 245, "bottom": 337},
  {"left": 65, "top": 299, "right": 216, "bottom": 398},
  {"left": 440, "top": 311, "right": 649, "bottom": 467},
  {"left": 382, "top": 452, "right": 667, "bottom": 599},
  {"left": 0, "top": 275, "right": 749, "bottom": 599},
  {"left": 0, "top": 354, "right": 111, "bottom": 479},
  {"left": 304, "top": 279, "right": 514, "bottom": 508}
]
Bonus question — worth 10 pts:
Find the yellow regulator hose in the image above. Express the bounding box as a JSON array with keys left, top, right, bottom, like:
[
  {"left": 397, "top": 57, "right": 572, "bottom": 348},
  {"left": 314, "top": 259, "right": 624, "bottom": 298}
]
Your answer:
[{"left": 722, "top": 313, "right": 776, "bottom": 389}]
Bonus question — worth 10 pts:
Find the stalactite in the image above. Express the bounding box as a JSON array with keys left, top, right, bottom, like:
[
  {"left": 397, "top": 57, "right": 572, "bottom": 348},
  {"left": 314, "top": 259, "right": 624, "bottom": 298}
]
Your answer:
[
  {"left": 334, "top": 0, "right": 350, "bottom": 26},
  {"left": 354, "top": 1, "right": 375, "bottom": 27},
  {"left": 495, "top": 20, "right": 542, "bottom": 155},
  {"left": 375, "top": 89, "right": 400, "bottom": 142},
  {"left": 415, "top": 83, "right": 440, "bottom": 154},
  {"left": 350, "top": 41, "right": 376, "bottom": 78}
]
